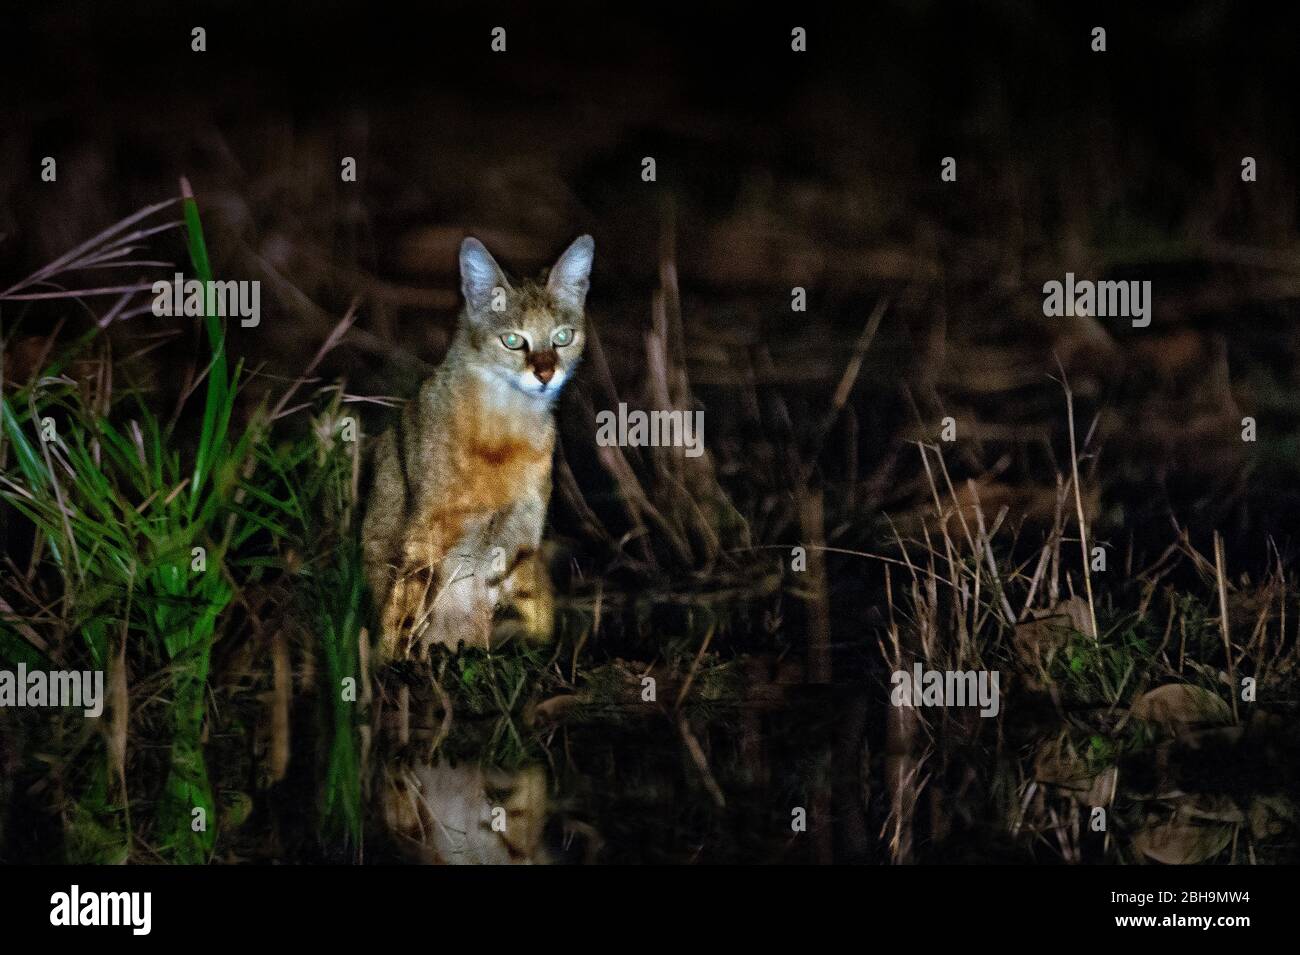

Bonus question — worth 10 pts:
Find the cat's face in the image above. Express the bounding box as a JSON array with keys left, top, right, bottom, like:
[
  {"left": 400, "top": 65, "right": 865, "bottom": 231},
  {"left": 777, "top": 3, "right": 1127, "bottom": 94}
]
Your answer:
[{"left": 458, "top": 235, "right": 593, "bottom": 401}]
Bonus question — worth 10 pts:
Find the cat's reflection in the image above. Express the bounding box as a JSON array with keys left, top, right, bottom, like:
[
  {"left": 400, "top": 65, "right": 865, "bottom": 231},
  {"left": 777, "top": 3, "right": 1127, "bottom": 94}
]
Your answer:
[{"left": 381, "top": 762, "right": 550, "bottom": 864}]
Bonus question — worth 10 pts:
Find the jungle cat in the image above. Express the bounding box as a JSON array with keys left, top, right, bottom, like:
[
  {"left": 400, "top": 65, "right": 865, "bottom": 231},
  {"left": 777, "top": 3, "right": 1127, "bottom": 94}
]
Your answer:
[{"left": 363, "top": 234, "right": 593, "bottom": 659}]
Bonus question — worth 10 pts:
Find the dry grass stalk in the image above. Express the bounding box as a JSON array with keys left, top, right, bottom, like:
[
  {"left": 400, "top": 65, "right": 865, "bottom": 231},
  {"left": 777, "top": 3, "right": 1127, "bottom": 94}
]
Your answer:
[
  {"left": 796, "top": 488, "right": 833, "bottom": 683},
  {"left": 1213, "top": 531, "right": 1239, "bottom": 723},
  {"left": 269, "top": 628, "right": 291, "bottom": 783},
  {"left": 1057, "top": 361, "right": 1099, "bottom": 641}
]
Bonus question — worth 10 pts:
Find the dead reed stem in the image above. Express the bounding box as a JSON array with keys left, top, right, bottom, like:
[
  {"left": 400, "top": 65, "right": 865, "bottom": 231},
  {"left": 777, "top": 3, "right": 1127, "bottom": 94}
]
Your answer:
[
  {"left": 797, "top": 488, "right": 833, "bottom": 683},
  {"left": 1058, "top": 362, "right": 1099, "bottom": 641},
  {"left": 1213, "top": 531, "right": 1240, "bottom": 723}
]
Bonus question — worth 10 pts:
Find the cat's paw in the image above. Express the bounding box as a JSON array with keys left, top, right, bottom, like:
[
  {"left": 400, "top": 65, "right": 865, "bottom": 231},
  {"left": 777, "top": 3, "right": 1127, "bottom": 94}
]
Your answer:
[
  {"left": 513, "top": 587, "right": 554, "bottom": 643},
  {"left": 425, "top": 573, "right": 495, "bottom": 650},
  {"left": 377, "top": 574, "right": 432, "bottom": 662},
  {"left": 500, "top": 555, "right": 554, "bottom": 643}
]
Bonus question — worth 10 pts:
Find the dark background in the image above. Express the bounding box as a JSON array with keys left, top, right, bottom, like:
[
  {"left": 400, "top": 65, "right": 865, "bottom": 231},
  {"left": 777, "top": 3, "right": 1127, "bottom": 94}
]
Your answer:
[{"left": 3, "top": 0, "right": 1300, "bottom": 564}]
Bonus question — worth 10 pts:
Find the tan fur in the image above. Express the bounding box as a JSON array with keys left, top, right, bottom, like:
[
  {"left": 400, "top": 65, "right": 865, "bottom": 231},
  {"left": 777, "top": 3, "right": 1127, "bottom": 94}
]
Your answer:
[{"left": 363, "top": 235, "right": 593, "bottom": 657}]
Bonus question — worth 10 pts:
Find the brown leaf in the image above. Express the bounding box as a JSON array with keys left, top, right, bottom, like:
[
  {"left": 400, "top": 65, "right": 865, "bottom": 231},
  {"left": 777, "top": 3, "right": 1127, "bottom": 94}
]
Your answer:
[
  {"left": 527, "top": 694, "right": 582, "bottom": 725},
  {"left": 1134, "top": 818, "right": 1233, "bottom": 865},
  {"left": 1014, "top": 595, "right": 1091, "bottom": 670},
  {"left": 1130, "top": 684, "right": 1233, "bottom": 734}
]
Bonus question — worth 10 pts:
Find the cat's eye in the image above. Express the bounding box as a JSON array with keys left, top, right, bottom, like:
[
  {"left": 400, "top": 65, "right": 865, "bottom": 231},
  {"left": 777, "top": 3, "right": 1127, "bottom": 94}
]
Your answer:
[
  {"left": 500, "top": 332, "right": 526, "bottom": 350},
  {"left": 552, "top": 327, "right": 575, "bottom": 347}
]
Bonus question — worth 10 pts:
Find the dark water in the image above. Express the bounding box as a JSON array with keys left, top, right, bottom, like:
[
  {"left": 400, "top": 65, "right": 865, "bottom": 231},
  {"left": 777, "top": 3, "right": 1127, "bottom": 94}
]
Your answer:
[{"left": 361, "top": 599, "right": 1300, "bottom": 866}]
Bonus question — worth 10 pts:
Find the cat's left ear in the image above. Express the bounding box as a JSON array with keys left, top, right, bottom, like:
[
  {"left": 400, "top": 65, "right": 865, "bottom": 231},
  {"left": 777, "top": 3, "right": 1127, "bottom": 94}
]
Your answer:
[
  {"left": 461, "top": 237, "right": 512, "bottom": 317},
  {"left": 547, "top": 235, "right": 594, "bottom": 312}
]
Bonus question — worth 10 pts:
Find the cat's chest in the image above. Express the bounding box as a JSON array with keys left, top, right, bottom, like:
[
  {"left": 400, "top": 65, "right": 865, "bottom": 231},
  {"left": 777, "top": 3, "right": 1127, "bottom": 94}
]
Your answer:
[
  {"left": 438, "top": 385, "right": 554, "bottom": 510},
  {"left": 453, "top": 432, "right": 552, "bottom": 508}
]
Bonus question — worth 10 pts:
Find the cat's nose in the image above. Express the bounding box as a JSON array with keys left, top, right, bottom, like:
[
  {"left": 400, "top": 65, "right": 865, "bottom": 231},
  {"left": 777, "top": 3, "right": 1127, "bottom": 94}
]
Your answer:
[{"left": 530, "top": 350, "right": 557, "bottom": 385}]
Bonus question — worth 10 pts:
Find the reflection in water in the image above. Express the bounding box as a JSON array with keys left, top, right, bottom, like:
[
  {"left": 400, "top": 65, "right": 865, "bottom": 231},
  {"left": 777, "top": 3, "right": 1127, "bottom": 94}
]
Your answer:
[
  {"left": 372, "top": 651, "right": 1298, "bottom": 864},
  {"left": 380, "top": 763, "right": 550, "bottom": 864}
]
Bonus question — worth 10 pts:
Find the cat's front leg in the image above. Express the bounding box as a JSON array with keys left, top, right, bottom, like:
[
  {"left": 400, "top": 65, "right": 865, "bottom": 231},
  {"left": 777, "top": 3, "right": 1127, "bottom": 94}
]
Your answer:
[
  {"left": 425, "top": 558, "right": 496, "bottom": 650},
  {"left": 487, "top": 494, "right": 554, "bottom": 643},
  {"left": 423, "top": 518, "right": 499, "bottom": 651}
]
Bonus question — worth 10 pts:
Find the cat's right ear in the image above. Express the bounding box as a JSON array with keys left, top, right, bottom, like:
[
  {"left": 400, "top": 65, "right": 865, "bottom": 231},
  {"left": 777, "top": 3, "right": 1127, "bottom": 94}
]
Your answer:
[{"left": 460, "top": 237, "right": 511, "bottom": 316}]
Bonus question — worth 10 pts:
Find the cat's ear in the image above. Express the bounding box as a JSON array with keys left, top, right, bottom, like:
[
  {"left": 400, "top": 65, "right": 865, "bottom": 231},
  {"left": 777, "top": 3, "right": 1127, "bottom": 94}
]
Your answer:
[
  {"left": 460, "top": 237, "right": 511, "bottom": 316},
  {"left": 547, "top": 235, "right": 594, "bottom": 311}
]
